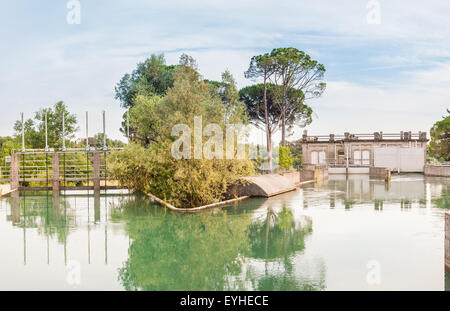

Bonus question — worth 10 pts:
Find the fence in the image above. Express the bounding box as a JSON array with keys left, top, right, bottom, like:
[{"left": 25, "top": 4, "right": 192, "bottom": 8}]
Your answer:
[{"left": 9, "top": 148, "right": 123, "bottom": 192}]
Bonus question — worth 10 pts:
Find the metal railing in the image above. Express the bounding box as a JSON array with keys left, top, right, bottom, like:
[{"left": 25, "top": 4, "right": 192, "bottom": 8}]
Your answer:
[
  {"left": 303, "top": 132, "right": 426, "bottom": 142},
  {"left": 428, "top": 160, "right": 450, "bottom": 167}
]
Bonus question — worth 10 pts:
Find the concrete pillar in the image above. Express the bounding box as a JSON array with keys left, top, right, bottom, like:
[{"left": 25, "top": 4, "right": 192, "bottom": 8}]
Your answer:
[
  {"left": 446, "top": 213, "right": 450, "bottom": 269},
  {"left": 11, "top": 190, "right": 20, "bottom": 225},
  {"left": 93, "top": 151, "right": 100, "bottom": 191},
  {"left": 10, "top": 153, "right": 19, "bottom": 190},
  {"left": 52, "top": 153, "right": 59, "bottom": 192},
  {"left": 94, "top": 190, "right": 100, "bottom": 222}
]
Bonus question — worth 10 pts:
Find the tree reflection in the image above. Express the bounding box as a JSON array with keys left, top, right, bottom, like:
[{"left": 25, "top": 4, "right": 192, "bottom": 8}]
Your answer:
[
  {"left": 116, "top": 196, "right": 327, "bottom": 291},
  {"left": 116, "top": 195, "right": 253, "bottom": 291},
  {"left": 246, "top": 205, "right": 325, "bottom": 290},
  {"left": 432, "top": 186, "right": 449, "bottom": 209}
]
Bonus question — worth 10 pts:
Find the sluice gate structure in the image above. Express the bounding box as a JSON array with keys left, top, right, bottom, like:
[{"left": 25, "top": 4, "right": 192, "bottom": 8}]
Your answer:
[
  {"left": 4, "top": 148, "right": 123, "bottom": 193},
  {"left": 0, "top": 110, "right": 128, "bottom": 194}
]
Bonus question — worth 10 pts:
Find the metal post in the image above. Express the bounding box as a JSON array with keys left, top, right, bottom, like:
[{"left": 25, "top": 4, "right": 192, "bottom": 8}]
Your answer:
[
  {"left": 102, "top": 110, "right": 107, "bottom": 151},
  {"left": 62, "top": 113, "right": 66, "bottom": 151},
  {"left": 85, "top": 111, "right": 89, "bottom": 151},
  {"left": 93, "top": 151, "right": 100, "bottom": 191},
  {"left": 45, "top": 111, "right": 49, "bottom": 152},
  {"left": 334, "top": 144, "right": 336, "bottom": 166},
  {"left": 21, "top": 113, "right": 25, "bottom": 152}
]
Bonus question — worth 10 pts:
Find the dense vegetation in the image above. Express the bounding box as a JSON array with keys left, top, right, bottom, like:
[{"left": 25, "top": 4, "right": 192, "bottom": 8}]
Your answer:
[
  {"left": 108, "top": 49, "right": 326, "bottom": 207},
  {"left": 109, "top": 55, "right": 254, "bottom": 208},
  {"left": 428, "top": 109, "right": 450, "bottom": 162}
]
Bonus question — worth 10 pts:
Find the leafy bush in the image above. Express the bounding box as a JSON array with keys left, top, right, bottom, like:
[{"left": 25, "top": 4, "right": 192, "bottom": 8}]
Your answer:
[{"left": 278, "top": 145, "right": 294, "bottom": 170}]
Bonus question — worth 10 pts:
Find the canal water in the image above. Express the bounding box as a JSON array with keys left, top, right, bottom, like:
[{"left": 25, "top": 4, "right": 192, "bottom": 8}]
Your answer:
[{"left": 0, "top": 174, "right": 449, "bottom": 291}]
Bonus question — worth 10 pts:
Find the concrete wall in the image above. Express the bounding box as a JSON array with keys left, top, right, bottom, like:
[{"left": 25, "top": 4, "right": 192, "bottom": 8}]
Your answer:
[
  {"left": 300, "top": 170, "right": 315, "bottom": 182},
  {"left": 446, "top": 213, "right": 450, "bottom": 269},
  {"left": 373, "top": 147, "right": 425, "bottom": 172},
  {"left": 302, "top": 139, "right": 427, "bottom": 168},
  {"left": 282, "top": 172, "right": 300, "bottom": 186},
  {"left": 369, "top": 167, "right": 391, "bottom": 180},
  {"left": 328, "top": 167, "right": 370, "bottom": 174},
  {"left": 424, "top": 165, "right": 450, "bottom": 177},
  {"left": 237, "top": 174, "right": 297, "bottom": 197}
]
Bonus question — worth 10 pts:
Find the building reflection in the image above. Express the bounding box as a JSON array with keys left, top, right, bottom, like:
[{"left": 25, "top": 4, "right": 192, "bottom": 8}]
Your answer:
[{"left": 325, "top": 174, "right": 450, "bottom": 210}]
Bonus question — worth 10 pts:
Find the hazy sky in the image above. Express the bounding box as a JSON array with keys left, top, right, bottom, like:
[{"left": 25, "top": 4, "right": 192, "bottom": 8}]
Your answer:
[{"left": 0, "top": 0, "right": 449, "bottom": 144}]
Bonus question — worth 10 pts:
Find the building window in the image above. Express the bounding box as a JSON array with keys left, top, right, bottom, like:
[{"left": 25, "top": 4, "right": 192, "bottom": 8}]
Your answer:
[
  {"left": 354, "top": 150, "right": 370, "bottom": 165},
  {"left": 311, "top": 151, "right": 318, "bottom": 165}
]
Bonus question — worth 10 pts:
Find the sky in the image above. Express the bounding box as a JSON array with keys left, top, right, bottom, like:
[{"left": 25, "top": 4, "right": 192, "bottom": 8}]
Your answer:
[{"left": 0, "top": 0, "right": 449, "bottom": 145}]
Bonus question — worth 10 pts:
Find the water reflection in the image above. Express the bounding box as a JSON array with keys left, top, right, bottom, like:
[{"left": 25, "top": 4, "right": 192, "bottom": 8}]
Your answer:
[
  {"left": 113, "top": 197, "right": 320, "bottom": 291},
  {"left": 0, "top": 174, "right": 448, "bottom": 290}
]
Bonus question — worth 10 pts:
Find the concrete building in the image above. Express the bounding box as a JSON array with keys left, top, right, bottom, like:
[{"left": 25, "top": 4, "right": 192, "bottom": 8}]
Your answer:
[{"left": 300, "top": 131, "right": 428, "bottom": 173}]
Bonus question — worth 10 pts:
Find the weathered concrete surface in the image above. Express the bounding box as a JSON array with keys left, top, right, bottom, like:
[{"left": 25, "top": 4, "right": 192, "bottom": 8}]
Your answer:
[
  {"left": 238, "top": 174, "right": 298, "bottom": 197},
  {"left": 424, "top": 165, "right": 450, "bottom": 177},
  {"left": 369, "top": 167, "right": 391, "bottom": 180},
  {"left": 10, "top": 153, "right": 19, "bottom": 190},
  {"left": 299, "top": 167, "right": 328, "bottom": 183},
  {"left": 93, "top": 151, "right": 101, "bottom": 191},
  {"left": 328, "top": 167, "right": 370, "bottom": 174},
  {"left": 313, "top": 167, "right": 328, "bottom": 182},
  {"left": 282, "top": 172, "right": 300, "bottom": 186},
  {"left": 52, "top": 153, "right": 60, "bottom": 192},
  {"left": 446, "top": 213, "right": 450, "bottom": 269}
]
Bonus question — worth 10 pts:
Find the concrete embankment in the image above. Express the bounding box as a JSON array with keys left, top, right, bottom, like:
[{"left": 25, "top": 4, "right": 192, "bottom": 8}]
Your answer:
[
  {"left": 369, "top": 167, "right": 391, "bottom": 180},
  {"left": 235, "top": 168, "right": 327, "bottom": 198},
  {"left": 145, "top": 168, "right": 326, "bottom": 212},
  {"left": 424, "top": 165, "right": 450, "bottom": 177}
]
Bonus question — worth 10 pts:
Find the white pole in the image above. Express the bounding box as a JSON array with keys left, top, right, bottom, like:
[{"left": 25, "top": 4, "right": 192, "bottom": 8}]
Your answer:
[
  {"left": 21, "top": 112, "right": 25, "bottom": 152},
  {"left": 86, "top": 111, "right": 89, "bottom": 151},
  {"left": 346, "top": 145, "right": 349, "bottom": 168},
  {"left": 102, "top": 110, "right": 107, "bottom": 150},
  {"left": 45, "top": 111, "right": 49, "bottom": 151},
  {"left": 62, "top": 113, "right": 66, "bottom": 151},
  {"left": 334, "top": 144, "right": 336, "bottom": 166}
]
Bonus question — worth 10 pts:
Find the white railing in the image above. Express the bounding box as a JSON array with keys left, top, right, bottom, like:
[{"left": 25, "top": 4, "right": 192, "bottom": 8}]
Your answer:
[{"left": 303, "top": 132, "right": 425, "bottom": 142}]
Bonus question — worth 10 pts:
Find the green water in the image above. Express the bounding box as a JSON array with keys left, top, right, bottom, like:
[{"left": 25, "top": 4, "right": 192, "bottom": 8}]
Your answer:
[{"left": 0, "top": 174, "right": 449, "bottom": 291}]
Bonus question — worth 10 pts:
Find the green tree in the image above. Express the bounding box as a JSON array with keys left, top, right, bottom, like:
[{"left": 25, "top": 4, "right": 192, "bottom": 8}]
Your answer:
[
  {"left": 115, "top": 54, "right": 176, "bottom": 139},
  {"left": 115, "top": 54, "right": 175, "bottom": 109},
  {"left": 206, "top": 70, "right": 247, "bottom": 125},
  {"left": 13, "top": 101, "right": 77, "bottom": 149},
  {"left": 270, "top": 47, "right": 326, "bottom": 146},
  {"left": 245, "top": 54, "right": 277, "bottom": 171},
  {"left": 428, "top": 109, "right": 450, "bottom": 161},
  {"left": 239, "top": 84, "right": 282, "bottom": 155},
  {"left": 278, "top": 146, "right": 294, "bottom": 170},
  {"left": 93, "top": 133, "right": 125, "bottom": 149},
  {"left": 109, "top": 55, "right": 254, "bottom": 208},
  {"left": 286, "top": 141, "right": 302, "bottom": 169}
]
